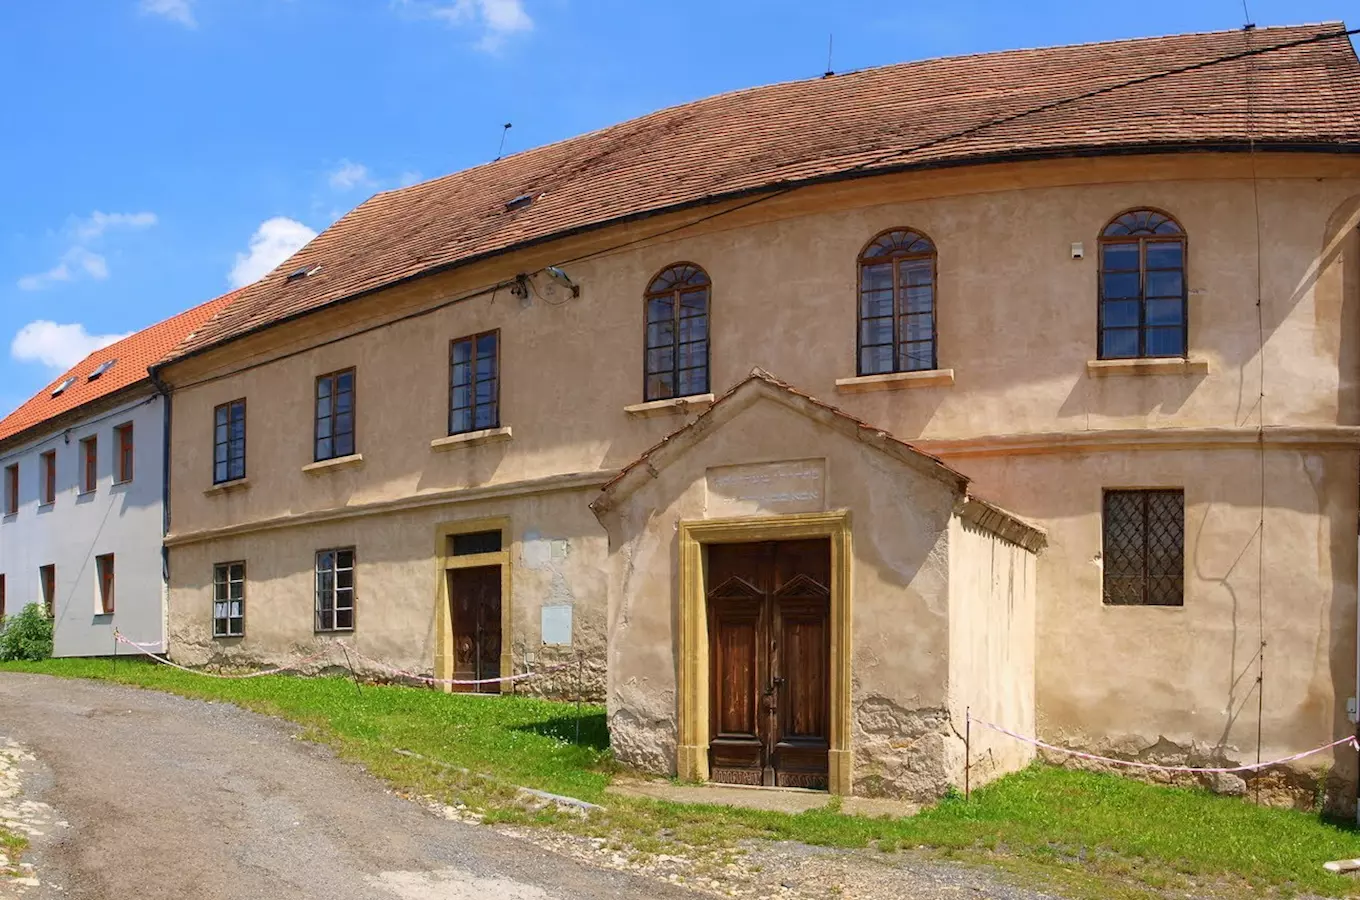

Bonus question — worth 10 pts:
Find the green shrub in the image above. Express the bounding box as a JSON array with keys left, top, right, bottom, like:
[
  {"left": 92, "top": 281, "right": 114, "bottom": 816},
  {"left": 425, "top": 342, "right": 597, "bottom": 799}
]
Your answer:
[{"left": 0, "top": 604, "right": 54, "bottom": 662}]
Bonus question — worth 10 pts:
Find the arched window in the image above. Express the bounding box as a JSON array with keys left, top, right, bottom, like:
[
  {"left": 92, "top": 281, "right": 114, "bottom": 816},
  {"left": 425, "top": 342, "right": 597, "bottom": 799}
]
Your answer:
[
  {"left": 858, "top": 229, "right": 937, "bottom": 375},
  {"left": 644, "top": 263, "right": 710, "bottom": 401},
  {"left": 1099, "top": 209, "right": 1186, "bottom": 359}
]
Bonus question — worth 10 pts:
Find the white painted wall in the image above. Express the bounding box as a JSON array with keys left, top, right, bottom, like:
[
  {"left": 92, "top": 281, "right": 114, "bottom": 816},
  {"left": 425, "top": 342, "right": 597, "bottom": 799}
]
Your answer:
[{"left": 0, "top": 389, "right": 166, "bottom": 655}]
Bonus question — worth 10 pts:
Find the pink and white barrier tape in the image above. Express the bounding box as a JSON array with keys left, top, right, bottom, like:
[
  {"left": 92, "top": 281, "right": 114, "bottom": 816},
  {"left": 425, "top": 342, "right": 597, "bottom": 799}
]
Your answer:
[
  {"left": 113, "top": 631, "right": 332, "bottom": 679},
  {"left": 336, "top": 640, "right": 573, "bottom": 687},
  {"left": 973, "top": 716, "right": 1359, "bottom": 774}
]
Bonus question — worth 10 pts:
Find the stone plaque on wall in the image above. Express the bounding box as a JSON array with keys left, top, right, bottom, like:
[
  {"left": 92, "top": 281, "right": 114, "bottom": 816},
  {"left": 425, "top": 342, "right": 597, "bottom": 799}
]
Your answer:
[{"left": 705, "top": 459, "right": 826, "bottom": 517}]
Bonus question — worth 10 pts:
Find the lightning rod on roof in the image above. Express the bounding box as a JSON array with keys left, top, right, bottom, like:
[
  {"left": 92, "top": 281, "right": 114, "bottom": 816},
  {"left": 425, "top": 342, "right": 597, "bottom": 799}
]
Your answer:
[
  {"left": 824, "top": 33, "right": 834, "bottom": 78},
  {"left": 496, "top": 123, "right": 513, "bottom": 161}
]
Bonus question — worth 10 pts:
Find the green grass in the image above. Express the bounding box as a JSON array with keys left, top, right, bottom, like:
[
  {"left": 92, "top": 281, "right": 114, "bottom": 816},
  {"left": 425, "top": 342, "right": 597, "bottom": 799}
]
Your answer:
[
  {"left": 5, "top": 658, "right": 1360, "bottom": 899},
  {"left": 0, "top": 824, "right": 27, "bottom": 876}
]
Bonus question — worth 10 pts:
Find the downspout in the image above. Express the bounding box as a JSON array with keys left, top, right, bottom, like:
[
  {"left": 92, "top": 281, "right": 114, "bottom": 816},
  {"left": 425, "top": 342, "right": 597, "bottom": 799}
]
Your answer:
[{"left": 150, "top": 370, "right": 173, "bottom": 656}]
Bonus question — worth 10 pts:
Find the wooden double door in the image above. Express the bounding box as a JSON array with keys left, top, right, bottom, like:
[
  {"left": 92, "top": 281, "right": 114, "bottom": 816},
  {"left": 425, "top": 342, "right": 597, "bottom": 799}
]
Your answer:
[
  {"left": 448, "top": 565, "right": 502, "bottom": 694},
  {"left": 707, "top": 539, "right": 831, "bottom": 790}
]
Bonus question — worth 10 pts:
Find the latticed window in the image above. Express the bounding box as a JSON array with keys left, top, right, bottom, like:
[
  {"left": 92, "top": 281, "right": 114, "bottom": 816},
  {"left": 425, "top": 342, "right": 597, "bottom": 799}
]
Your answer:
[
  {"left": 858, "top": 229, "right": 937, "bottom": 375},
  {"left": 213, "top": 399, "right": 246, "bottom": 484},
  {"left": 449, "top": 331, "right": 499, "bottom": 435},
  {"left": 644, "top": 263, "right": 709, "bottom": 402},
  {"left": 315, "top": 548, "right": 355, "bottom": 632},
  {"left": 213, "top": 562, "right": 245, "bottom": 637},
  {"left": 1099, "top": 209, "right": 1186, "bottom": 359},
  {"left": 315, "top": 369, "right": 356, "bottom": 462},
  {"left": 1103, "top": 490, "right": 1184, "bottom": 606}
]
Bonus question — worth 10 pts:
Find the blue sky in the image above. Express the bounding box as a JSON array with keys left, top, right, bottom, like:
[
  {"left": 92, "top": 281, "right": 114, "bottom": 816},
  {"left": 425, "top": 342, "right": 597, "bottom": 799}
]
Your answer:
[{"left": 0, "top": 1, "right": 1355, "bottom": 416}]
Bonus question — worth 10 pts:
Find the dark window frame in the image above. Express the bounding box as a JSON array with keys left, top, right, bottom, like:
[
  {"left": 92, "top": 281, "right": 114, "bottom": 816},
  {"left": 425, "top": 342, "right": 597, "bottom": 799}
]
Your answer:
[
  {"left": 314, "top": 548, "right": 355, "bottom": 632},
  {"left": 857, "top": 229, "right": 939, "bottom": 376},
  {"left": 212, "top": 561, "right": 246, "bottom": 638},
  {"left": 213, "top": 399, "right": 247, "bottom": 484},
  {"left": 39, "top": 564, "right": 55, "bottom": 618},
  {"left": 79, "top": 435, "right": 97, "bottom": 494},
  {"left": 314, "top": 369, "right": 356, "bottom": 462},
  {"left": 96, "top": 553, "right": 114, "bottom": 615},
  {"left": 39, "top": 450, "right": 56, "bottom": 506},
  {"left": 1102, "top": 488, "right": 1185, "bottom": 606},
  {"left": 449, "top": 330, "right": 501, "bottom": 435},
  {"left": 0, "top": 573, "right": 6, "bottom": 619},
  {"left": 1098, "top": 208, "right": 1188, "bottom": 360},
  {"left": 114, "top": 422, "right": 134, "bottom": 484},
  {"left": 3, "top": 463, "right": 17, "bottom": 516},
  {"left": 643, "top": 263, "right": 711, "bottom": 402}
]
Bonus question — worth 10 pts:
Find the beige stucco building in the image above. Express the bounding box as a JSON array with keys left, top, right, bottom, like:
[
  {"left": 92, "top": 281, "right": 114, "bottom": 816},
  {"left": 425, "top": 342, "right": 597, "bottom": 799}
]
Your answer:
[{"left": 156, "top": 25, "right": 1360, "bottom": 803}]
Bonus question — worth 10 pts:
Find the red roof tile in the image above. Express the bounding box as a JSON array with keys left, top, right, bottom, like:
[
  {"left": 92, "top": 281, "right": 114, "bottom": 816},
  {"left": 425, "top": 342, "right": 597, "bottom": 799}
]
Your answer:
[
  {"left": 167, "top": 23, "right": 1360, "bottom": 364},
  {"left": 0, "top": 291, "right": 239, "bottom": 445}
]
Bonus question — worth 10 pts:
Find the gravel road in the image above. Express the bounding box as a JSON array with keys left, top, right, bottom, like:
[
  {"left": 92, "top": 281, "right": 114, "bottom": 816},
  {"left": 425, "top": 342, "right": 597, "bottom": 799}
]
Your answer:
[
  {"left": 0, "top": 673, "right": 700, "bottom": 900},
  {"left": 0, "top": 673, "right": 1060, "bottom": 900}
]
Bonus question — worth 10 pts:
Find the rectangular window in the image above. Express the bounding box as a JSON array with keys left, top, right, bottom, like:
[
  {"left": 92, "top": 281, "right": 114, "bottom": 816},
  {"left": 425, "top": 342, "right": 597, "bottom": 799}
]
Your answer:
[
  {"left": 0, "top": 574, "right": 6, "bottom": 619},
  {"left": 96, "top": 554, "right": 115, "bottom": 614},
  {"left": 315, "top": 369, "right": 356, "bottom": 461},
  {"left": 1102, "top": 489, "right": 1185, "bottom": 606},
  {"left": 3, "top": 464, "right": 16, "bottom": 516},
  {"left": 40, "top": 451, "right": 56, "bottom": 505},
  {"left": 213, "top": 400, "right": 247, "bottom": 484},
  {"left": 449, "top": 332, "right": 499, "bottom": 435},
  {"left": 80, "top": 436, "right": 97, "bottom": 493},
  {"left": 39, "top": 564, "right": 55, "bottom": 618},
  {"left": 450, "top": 530, "right": 503, "bottom": 556},
  {"left": 314, "top": 548, "right": 355, "bottom": 632},
  {"left": 212, "top": 562, "right": 245, "bottom": 637},
  {"left": 115, "top": 423, "right": 134, "bottom": 484}
]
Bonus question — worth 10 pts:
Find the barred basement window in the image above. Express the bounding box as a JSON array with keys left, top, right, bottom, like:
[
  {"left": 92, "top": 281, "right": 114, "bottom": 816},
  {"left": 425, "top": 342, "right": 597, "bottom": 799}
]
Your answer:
[
  {"left": 212, "top": 562, "right": 245, "bottom": 637},
  {"left": 1102, "top": 489, "right": 1184, "bottom": 606},
  {"left": 315, "top": 548, "right": 355, "bottom": 632}
]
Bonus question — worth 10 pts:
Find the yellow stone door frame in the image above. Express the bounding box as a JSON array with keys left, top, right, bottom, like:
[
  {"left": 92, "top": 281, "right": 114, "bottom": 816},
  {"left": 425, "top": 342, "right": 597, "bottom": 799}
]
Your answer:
[
  {"left": 676, "top": 510, "right": 853, "bottom": 795},
  {"left": 434, "top": 517, "right": 513, "bottom": 694}
]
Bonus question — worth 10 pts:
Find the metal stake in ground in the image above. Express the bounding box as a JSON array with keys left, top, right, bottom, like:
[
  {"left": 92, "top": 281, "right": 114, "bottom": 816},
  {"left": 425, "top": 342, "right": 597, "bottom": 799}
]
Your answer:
[
  {"left": 575, "top": 653, "right": 584, "bottom": 744},
  {"left": 340, "top": 644, "right": 363, "bottom": 696},
  {"left": 965, "top": 706, "right": 971, "bottom": 801}
]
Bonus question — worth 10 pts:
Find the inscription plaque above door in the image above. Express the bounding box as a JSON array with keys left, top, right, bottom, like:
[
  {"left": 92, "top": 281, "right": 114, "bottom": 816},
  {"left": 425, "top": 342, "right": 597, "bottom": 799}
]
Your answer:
[{"left": 705, "top": 459, "right": 826, "bottom": 517}]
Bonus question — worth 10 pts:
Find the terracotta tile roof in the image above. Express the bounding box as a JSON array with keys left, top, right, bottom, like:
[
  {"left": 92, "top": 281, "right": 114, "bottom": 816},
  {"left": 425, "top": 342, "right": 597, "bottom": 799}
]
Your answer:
[
  {"left": 167, "top": 23, "right": 1360, "bottom": 364},
  {"left": 0, "top": 291, "right": 239, "bottom": 445}
]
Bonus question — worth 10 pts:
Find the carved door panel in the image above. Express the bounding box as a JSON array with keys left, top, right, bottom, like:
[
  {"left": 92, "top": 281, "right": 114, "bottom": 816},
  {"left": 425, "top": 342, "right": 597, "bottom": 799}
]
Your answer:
[
  {"left": 449, "top": 565, "right": 502, "bottom": 694},
  {"left": 707, "top": 540, "right": 830, "bottom": 789}
]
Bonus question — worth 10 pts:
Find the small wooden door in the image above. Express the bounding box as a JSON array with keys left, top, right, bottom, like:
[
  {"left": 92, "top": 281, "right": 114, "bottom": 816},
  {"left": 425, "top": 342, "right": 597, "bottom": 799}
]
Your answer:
[
  {"left": 448, "top": 566, "right": 502, "bottom": 694},
  {"left": 707, "top": 540, "right": 831, "bottom": 789}
]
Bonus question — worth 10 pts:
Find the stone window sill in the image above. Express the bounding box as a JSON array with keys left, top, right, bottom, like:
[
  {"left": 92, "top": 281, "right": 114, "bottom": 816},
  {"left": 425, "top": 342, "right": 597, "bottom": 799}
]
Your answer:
[
  {"left": 205, "top": 477, "right": 250, "bottom": 496},
  {"left": 431, "top": 426, "right": 513, "bottom": 451},
  {"left": 302, "top": 453, "right": 364, "bottom": 475},
  {"left": 624, "top": 394, "right": 715, "bottom": 418},
  {"left": 835, "top": 369, "right": 955, "bottom": 393},
  {"left": 1087, "top": 357, "right": 1210, "bottom": 377}
]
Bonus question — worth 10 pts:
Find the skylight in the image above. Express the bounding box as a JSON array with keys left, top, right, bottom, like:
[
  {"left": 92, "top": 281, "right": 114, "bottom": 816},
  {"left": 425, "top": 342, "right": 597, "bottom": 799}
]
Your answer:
[
  {"left": 287, "top": 264, "right": 323, "bottom": 281},
  {"left": 87, "top": 359, "right": 117, "bottom": 381},
  {"left": 504, "top": 193, "right": 535, "bottom": 212},
  {"left": 51, "top": 377, "right": 77, "bottom": 397}
]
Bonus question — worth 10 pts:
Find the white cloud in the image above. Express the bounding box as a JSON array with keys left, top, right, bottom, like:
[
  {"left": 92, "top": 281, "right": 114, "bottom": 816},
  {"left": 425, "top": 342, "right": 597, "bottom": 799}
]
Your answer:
[
  {"left": 398, "top": 170, "right": 423, "bottom": 187},
  {"left": 328, "top": 159, "right": 375, "bottom": 191},
  {"left": 17, "top": 248, "right": 110, "bottom": 291},
  {"left": 10, "top": 321, "right": 131, "bottom": 369},
  {"left": 17, "top": 210, "right": 155, "bottom": 290},
  {"left": 75, "top": 210, "right": 158, "bottom": 241},
  {"left": 139, "top": 0, "right": 197, "bottom": 27},
  {"left": 229, "top": 217, "right": 318, "bottom": 288},
  {"left": 403, "top": 0, "right": 533, "bottom": 51}
]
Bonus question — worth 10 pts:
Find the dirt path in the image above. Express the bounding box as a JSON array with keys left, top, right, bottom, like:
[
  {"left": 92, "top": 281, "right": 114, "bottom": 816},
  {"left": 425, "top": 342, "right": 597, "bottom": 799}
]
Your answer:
[
  {"left": 0, "top": 673, "right": 1057, "bottom": 900},
  {"left": 0, "top": 673, "right": 701, "bottom": 900}
]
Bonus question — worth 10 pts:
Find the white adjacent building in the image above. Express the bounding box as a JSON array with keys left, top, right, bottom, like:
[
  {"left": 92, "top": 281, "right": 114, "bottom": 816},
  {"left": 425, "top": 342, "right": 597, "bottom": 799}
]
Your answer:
[{"left": 0, "top": 295, "right": 232, "bottom": 656}]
